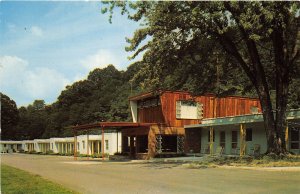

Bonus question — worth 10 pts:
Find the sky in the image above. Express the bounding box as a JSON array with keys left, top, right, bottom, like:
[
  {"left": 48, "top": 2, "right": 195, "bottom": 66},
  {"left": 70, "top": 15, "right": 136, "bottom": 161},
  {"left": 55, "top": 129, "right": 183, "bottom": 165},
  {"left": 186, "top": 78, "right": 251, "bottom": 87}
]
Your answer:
[{"left": 0, "top": 1, "right": 141, "bottom": 107}]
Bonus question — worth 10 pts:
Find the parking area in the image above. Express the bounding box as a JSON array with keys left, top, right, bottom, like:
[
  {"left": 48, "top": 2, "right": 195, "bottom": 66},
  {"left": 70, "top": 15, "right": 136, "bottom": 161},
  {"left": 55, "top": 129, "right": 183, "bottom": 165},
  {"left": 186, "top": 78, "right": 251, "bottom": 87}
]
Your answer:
[{"left": 1, "top": 154, "right": 300, "bottom": 194}]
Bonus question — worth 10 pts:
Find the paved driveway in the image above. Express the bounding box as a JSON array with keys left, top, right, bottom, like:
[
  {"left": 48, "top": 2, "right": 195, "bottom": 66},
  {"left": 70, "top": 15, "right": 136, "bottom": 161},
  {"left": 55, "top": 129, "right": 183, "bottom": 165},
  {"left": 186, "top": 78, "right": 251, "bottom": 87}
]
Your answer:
[{"left": 1, "top": 154, "right": 300, "bottom": 194}]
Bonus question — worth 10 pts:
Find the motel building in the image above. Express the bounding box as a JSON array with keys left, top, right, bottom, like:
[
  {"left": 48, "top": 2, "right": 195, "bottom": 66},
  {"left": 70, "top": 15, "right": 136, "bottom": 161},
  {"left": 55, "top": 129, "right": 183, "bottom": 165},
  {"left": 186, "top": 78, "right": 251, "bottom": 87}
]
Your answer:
[
  {"left": 0, "top": 133, "right": 121, "bottom": 156},
  {"left": 0, "top": 141, "right": 22, "bottom": 153},
  {"left": 185, "top": 109, "right": 300, "bottom": 156},
  {"left": 121, "top": 91, "right": 299, "bottom": 158},
  {"left": 35, "top": 139, "right": 51, "bottom": 153},
  {"left": 23, "top": 140, "right": 35, "bottom": 152},
  {"left": 1, "top": 91, "right": 300, "bottom": 158},
  {"left": 120, "top": 90, "right": 263, "bottom": 159}
]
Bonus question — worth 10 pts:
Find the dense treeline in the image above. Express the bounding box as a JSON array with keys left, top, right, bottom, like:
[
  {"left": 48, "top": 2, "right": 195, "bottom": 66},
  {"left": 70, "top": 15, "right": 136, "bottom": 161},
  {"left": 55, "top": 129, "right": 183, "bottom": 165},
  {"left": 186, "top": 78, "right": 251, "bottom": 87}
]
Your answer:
[
  {"left": 1, "top": 61, "right": 299, "bottom": 140},
  {"left": 1, "top": 64, "right": 142, "bottom": 140}
]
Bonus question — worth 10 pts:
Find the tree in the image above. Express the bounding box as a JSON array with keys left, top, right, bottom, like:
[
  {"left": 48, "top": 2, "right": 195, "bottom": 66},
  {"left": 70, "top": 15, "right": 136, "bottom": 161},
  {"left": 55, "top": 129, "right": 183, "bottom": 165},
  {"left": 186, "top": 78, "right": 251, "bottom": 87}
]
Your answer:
[
  {"left": 1, "top": 93, "right": 19, "bottom": 140},
  {"left": 103, "top": 1, "right": 300, "bottom": 154}
]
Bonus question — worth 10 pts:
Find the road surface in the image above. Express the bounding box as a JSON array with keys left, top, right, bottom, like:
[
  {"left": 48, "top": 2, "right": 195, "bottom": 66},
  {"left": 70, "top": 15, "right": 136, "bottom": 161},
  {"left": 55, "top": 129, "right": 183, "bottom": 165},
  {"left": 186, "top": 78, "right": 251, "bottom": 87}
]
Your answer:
[{"left": 1, "top": 154, "right": 300, "bottom": 194}]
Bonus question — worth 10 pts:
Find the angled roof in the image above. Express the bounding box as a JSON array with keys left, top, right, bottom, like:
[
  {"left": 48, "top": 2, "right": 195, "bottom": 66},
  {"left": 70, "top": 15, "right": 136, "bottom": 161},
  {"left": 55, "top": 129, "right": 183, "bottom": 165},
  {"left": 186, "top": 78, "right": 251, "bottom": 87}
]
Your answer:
[
  {"left": 128, "top": 90, "right": 193, "bottom": 101},
  {"left": 185, "top": 109, "right": 300, "bottom": 128},
  {"left": 129, "top": 90, "right": 259, "bottom": 101},
  {"left": 0, "top": 140, "right": 23, "bottom": 144}
]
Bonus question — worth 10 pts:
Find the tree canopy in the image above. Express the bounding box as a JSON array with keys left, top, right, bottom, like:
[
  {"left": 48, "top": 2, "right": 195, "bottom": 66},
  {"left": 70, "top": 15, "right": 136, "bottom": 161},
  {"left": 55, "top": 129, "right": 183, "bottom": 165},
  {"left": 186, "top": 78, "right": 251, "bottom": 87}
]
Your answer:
[
  {"left": 4, "top": 65, "right": 142, "bottom": 140},
  {"left": 1, "top": 93, "right": 19, "bottom": 140},
  {"left": 103, "top": 1, "right": 300, "bottom": 154}
]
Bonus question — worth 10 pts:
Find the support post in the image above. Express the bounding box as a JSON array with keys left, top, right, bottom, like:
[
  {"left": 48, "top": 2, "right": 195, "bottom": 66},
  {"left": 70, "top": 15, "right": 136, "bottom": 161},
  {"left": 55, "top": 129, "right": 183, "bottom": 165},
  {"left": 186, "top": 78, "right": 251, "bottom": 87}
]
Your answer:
[
  {"left": 91, "top": 141, "right": 94, "bottom": 155},
  {"left": 240, "top": 124, "right": 246, "bottom": 156},
  {"left": 87, "top": 131, "right": 89, "bottom": 160},
  {"left": 97, "top": 141, "right": 100, "bottom": 154},
  {"left": 116, "top": 130, "right": 119, "bottom": 153},
  {"left": 102, "top": 126, "right": 105, "bottom": 161},
  {"left": 74, "top": 131, "right": 77, "bottom": 160},
  {"left": 209, "top": 127, "right": 214, "bottom": 155},
  {"left": 130, "top": 136, "right": 135, "bottom": 158},
  {"left": 285, "top": 124, "right": 289, "bottom": 151},
  {"left": 135, "top": 136, "right": 138, "bottom": 155}
]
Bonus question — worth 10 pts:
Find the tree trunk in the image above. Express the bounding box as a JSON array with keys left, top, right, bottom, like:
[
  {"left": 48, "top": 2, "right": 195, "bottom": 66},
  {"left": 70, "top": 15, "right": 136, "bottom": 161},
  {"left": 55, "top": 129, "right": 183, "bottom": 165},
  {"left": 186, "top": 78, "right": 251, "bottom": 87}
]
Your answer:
[
  {"left": 274, "top": 60, "right": 289, "bottom": 154},
  {"left": 255, "top": 83, "right": 279, "bottom": 154}
]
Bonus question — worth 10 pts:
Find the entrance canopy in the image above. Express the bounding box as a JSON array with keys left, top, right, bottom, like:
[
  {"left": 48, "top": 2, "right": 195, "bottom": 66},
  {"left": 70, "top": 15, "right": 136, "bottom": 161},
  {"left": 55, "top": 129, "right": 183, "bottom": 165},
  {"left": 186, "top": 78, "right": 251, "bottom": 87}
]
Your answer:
[{"left": 70, "top": 122, "right": 157, "bottom": 161}]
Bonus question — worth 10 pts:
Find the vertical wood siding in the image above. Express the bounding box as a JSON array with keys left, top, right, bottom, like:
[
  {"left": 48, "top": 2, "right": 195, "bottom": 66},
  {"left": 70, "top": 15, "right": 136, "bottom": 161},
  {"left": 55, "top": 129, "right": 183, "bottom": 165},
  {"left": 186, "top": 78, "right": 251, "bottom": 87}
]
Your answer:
[{"left": 136, "top": 91, "right": 261, "bottom": 127}]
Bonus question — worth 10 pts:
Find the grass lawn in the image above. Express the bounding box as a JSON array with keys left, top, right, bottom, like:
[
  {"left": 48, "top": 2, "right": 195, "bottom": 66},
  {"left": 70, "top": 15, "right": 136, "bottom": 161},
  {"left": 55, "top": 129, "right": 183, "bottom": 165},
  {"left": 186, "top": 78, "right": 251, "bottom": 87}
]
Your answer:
[
  {"left": 183, "top": 154, "right": 300, "bottom": 169},
  {"left": 1, "top": 164, "right": 79, "bottom": 194}
]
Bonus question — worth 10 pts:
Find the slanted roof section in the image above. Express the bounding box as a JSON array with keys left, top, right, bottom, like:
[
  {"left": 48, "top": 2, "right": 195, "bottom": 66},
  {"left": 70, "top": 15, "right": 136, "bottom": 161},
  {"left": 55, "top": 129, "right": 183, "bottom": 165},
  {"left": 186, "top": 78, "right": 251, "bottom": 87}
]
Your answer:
[
  {"left": 129, "top": 90, "right": 260, "bottom": 101},
  {"left": 128, "top": 90, "right": 194, "bottom": 101},
  {"left": 129, "top": 91, "right": 159, "bottom": 101},
  {"left": 0, "top": 140, "right": 23, "bottom": 144},
  {"left": 185, "top": 109, "right": 300, "bottom": 128},
  {"left": 72, "top": 122, "right": 156, "bottom": 131},
  {"left": 34, "top": 139, "right": 51, "bottom": 143}
]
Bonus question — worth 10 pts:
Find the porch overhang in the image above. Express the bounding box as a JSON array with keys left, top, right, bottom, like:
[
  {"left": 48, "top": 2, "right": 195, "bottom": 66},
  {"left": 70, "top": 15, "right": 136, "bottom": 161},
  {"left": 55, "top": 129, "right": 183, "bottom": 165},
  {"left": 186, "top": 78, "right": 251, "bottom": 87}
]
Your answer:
[
  {"left": 185, "top": 109, "right": 300, "bottom": 129},
  {"left": 72, "top": 122, "right": 156, "bottom": 131},
  {"left": 70, "top": 122, "right": 157, "bottom": 161}
]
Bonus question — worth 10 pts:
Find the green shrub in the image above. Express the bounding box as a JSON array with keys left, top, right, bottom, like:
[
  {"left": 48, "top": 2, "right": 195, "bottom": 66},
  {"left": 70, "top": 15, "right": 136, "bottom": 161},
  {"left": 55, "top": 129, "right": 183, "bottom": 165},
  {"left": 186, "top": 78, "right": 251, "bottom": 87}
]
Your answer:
[
  {"left": 114, "top": 152, "right": 130, "bottom": 156},
  {"left": 49, "top": 152, "right": 59, "bottom": 155},
  {"left": 46, "top": 150, "right": 54, "bottom": 154}
]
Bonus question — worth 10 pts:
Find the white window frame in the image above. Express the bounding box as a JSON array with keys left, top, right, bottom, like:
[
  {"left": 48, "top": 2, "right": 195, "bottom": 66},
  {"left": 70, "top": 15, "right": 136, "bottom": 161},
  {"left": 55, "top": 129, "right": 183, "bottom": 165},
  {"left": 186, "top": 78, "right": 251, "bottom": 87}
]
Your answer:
[{"left": 176, "top": 100, "right": 203, "bottom": 119}]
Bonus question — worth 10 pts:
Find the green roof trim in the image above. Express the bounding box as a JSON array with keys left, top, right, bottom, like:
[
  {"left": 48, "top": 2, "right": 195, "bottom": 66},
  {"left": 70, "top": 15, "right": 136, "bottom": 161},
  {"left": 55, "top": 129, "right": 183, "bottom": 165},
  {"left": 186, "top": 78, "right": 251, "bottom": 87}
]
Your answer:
[{"left": 185, "top": 109, "right": 300, "bottom": 128}]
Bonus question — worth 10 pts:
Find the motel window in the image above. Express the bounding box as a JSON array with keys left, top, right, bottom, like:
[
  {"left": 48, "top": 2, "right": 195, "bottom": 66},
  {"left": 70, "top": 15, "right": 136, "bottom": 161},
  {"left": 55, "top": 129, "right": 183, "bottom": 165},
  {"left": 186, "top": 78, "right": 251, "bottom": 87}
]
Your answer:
[
  {"left": 77, "top": 142, "right": 80, "bottom": 149},
  {"left": 176, "top": 100, "right": 203, "bottom": 119},
  {"left": 105, "top": 140, "right": 109, "bottom": 150},
  {"left": 246, "top": 128, "right": 252, "bottom": 141},
  {"left": 208, "top": 130, "right": 215, "bottom": 142},
  {"left": 127, "top": 137, "right": 130, "bottom": 147},
  {"left": 232, "top": 131, "right": 238, "bottom": 149},
  {"left": 51, "top": 143, "right": 53, "bottom": 149},
  {"left": 291, "top": 128, "right": 300, "bottom": 149},
  {"left": 4, "top": 144, "right": 6, "bottom": 147},
  {"left": 250, "top": 106, "right": 259, "bottom": 114},
  {"left": 137, "top": 97, "right": 160, "bottom": 109},
  {"left": 220, "top": 131, "right": 226, "bottom": 148},
  {"left": 82, "top": 141, "right": 85, "bottom": 149}
]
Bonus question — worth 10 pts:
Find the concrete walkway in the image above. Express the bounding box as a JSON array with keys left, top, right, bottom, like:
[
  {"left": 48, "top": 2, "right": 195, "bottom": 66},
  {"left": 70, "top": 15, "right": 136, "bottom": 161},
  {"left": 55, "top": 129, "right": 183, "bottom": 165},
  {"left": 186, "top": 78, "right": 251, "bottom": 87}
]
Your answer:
[{"left": 2, "top": 154, "right": 300, "bottom": 194}]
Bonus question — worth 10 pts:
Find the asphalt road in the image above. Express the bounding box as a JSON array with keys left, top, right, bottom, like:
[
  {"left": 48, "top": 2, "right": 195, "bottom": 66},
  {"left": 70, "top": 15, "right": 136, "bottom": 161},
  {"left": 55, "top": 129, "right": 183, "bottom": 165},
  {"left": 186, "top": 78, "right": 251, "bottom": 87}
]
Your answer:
[{"left": 1, "top": 154, "right": 300, "bottom": 194}]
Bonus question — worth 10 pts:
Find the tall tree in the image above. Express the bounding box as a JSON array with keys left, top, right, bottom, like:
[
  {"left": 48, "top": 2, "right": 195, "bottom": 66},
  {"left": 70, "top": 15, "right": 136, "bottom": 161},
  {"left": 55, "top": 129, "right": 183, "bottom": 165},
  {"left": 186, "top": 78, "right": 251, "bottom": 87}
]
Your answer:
[
  {"left": 103, "top": 1, "right": 300, "bottom": 154},
  {"left": 1, "top": 93, "right": 19, "bottom": 140}
]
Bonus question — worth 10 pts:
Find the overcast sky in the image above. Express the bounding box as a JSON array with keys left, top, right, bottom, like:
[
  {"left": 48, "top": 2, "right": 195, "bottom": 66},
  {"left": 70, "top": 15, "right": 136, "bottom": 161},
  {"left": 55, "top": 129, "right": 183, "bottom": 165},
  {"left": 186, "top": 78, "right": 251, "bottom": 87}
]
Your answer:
[{"left": 0, "top": 1, "right": 141, "bottom": 107}]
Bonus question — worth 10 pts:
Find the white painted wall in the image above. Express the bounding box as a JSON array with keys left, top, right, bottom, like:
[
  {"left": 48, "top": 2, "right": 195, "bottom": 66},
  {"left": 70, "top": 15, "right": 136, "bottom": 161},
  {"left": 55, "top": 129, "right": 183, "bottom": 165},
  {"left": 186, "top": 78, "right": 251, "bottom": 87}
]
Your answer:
[
  {"left": 180, "top": 104, "right": 198, "bottom": 119},
  {"left": 130, "top": 101, "right": 138, "bottom": 123},
  {"left": 200, "top": 122, "right": 269, "bottom": 155},
  {"left": 76, "top": 133, "right": 122, "bottom": 155}
]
